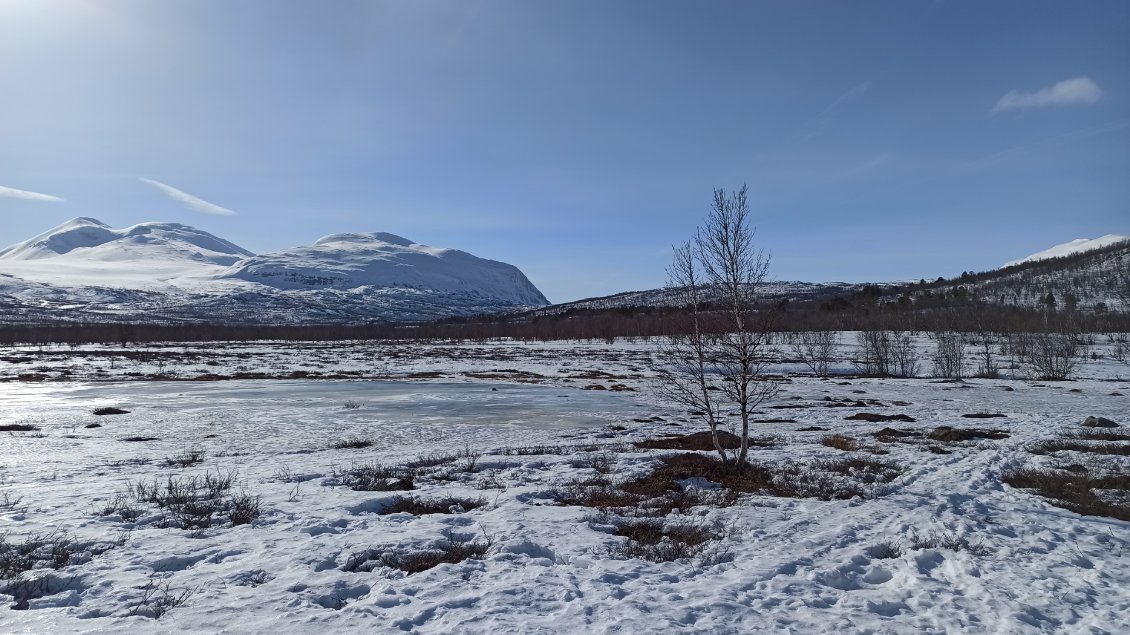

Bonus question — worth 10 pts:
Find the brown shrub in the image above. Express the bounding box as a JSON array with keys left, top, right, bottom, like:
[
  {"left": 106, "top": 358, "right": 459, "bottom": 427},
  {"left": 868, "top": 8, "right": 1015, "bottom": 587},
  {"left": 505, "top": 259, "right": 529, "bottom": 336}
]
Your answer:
[
  {"left": 821, "top": 434, "right": 860, "bottom": 452},
  {"left": 927, "top": 427, "right": 1009, "bottom": 442},
  {"left": 1003, "top": 467, "right": 1130, "bottom": 521}
]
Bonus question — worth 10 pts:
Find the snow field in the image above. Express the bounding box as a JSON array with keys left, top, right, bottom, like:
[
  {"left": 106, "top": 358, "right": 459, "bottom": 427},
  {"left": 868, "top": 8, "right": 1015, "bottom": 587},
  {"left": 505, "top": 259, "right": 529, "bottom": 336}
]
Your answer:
[{"left": 0, "top": 339, "right": 1128, "bottom": 633}]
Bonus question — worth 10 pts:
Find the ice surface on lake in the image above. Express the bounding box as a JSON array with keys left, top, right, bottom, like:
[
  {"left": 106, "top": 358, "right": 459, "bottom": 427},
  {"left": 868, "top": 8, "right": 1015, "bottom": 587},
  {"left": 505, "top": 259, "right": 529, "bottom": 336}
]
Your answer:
[{"left": 0, "top": 379, "right": 647, "bottom": 464}]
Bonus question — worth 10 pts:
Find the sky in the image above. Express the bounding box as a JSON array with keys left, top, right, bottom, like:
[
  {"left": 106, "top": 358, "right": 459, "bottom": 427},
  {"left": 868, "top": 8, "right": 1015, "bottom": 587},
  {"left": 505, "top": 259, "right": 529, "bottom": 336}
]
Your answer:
[{"left": 1, "top": 0, "right": 1127, "bottom": 303}]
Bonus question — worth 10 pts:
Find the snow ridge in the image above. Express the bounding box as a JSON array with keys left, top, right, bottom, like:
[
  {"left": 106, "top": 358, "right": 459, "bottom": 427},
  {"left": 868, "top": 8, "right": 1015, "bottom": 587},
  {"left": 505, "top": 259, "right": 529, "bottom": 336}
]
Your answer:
[{"left": 1002, "top": 234, "right": 1129, "bottom": 268}]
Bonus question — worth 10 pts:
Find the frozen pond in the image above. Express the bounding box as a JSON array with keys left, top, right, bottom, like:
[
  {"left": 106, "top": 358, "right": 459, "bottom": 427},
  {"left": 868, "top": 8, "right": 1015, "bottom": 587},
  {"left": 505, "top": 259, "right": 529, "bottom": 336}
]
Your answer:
[{"left": 0, "top": 379, "right": 655, "bottom": 469}]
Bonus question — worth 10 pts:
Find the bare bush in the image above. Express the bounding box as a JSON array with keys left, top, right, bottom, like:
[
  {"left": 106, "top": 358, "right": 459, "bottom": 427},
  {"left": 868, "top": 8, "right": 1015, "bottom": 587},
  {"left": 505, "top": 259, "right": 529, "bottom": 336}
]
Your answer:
[
  {"left": 164, "top": 448, "right": 206, "bottom": 468},
  {"left": 788, "top": 331, "right": 838, "bottom": 377},
  {"left": 907, "top": 529, "right": 991, "bottom": 556},
  {"left": 327, "top": 463, "right": 414, "bottom": 492},
  {"left": 127, "top": 575, "right": 197, "bottom": 619},
  {"left": 1107, "top": 332, "right": 1130, "bottom": 367},
  {"left": 854, "top": 330, "right": 891, "bottom": 376},
  {"left": 868, "top": 539, "right": 902, "bottom": 559},
  {"left": 970, "top": 331, "right": 1002, "bottom": 378},
  {"left": 0, "top": 492, "right": 27, "bottom": 514},
  {"left": 855, "top": 330, "right": 919, "bottom": 378},
  {"left": 121, "top": 471, "right": 257, "bottom": 531},
  {"left": 0, "top": 531, "right": 75, "bottom": 580},
  {"left": 95, "top": 494, "right": 143, "bottom": 522},
  {"left": 1020, "top": 331, "right": 1085, "bottom": 380},
  {"left": 228, "top": 491, "right": 262, "bottom": 526},
  {"left": 932, "top": 332, "right": 966, "bottom": 379}
]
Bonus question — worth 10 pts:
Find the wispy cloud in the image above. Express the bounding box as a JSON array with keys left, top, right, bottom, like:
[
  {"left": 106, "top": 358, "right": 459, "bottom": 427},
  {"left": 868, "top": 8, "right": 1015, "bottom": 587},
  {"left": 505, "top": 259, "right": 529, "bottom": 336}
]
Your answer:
[
  {"left": 0, "top": 184, "right": 64, "bottom": 203},
  {"left": 802, "top": 82, "right": 871, "bottom": 139},
  {"left": 993, "top": 76, "right": 1102, "bottom": 113},
  {"left": 140, "top": 178, "right": 236, "bottom": 216}
]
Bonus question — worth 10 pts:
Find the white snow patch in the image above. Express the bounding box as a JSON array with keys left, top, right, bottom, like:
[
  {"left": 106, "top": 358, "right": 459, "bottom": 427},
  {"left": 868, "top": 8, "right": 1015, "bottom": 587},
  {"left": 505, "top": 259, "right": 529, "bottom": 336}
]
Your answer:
[{"left": 1002, "top": 234, "right": 1128, "bottom": 268}]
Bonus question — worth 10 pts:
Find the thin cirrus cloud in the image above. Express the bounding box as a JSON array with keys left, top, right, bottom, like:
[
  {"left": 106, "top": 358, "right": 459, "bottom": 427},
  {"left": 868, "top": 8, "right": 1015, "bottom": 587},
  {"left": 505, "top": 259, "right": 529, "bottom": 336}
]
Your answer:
[
  {"left": 993, "top": 76, "right": 1102, "bottom": 113},
  {"left": 801, "top": 81, "right": 871, "bottom": 140},
  {"left": 139, "top": 178, "right": 236, "bottom": 216},
  {"left": 0, "top": 184, "right": 65, "bottom": 203}
]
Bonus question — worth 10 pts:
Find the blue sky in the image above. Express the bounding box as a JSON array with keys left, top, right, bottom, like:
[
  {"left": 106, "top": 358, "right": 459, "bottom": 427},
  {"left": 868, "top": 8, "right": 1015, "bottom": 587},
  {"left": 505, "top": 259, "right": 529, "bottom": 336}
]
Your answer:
[{"left": 1, "top": 0, "right": 1127, "bottom": 303}]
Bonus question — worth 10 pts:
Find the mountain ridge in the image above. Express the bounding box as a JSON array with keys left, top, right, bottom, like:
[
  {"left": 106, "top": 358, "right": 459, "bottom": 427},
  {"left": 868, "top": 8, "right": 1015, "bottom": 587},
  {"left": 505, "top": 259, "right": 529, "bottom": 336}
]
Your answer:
[{"left": 1002, "top": 234, "right": 1129, "bottom": 268}]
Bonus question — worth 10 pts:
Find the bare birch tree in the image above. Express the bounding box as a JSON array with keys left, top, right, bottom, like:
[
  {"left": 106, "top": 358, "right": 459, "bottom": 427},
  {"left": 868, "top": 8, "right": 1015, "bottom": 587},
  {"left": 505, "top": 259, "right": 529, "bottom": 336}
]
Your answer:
[{"left": 657, "top": 185, "right": 778, "bottom": 465}]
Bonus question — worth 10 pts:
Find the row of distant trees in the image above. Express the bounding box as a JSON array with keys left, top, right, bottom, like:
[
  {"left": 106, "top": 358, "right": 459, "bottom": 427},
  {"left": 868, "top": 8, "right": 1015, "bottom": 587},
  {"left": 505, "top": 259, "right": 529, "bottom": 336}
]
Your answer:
[{"left": 1, "top": 293, "right": 1127, "bottom": 346}]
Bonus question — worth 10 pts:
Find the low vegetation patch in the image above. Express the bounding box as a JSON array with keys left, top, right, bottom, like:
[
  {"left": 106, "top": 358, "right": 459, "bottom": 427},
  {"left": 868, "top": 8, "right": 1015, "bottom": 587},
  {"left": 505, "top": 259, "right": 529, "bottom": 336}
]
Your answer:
[
  {"left": 927, "top": 426, "right": 1009, "bottom": 442},
  {"left": 0, "top": 531, "right": 77, "bottom": 580},
  {"left": 497, "top": 442, "right": 631, "bottom": 456},
  {"left": 327, "top": 462, "right": 415, "bottom": 492},
  {"left": 164, "top": 448, "right": 206, "bottom": 467},
  {"left": 1003, "top": 466, "right": 1130, "bottom": 521},
  {"left": 845, "top": 413, "right": 916, "bottom": 423},
  {"left": 92, "top": 407, "right": 130, "bottom": 416},
  {"left": 343, "top": 530, "right": 493, "bottom": 574},
  {"left": 597, "top": 515, "right": 724, "bottom": 563},
  {"left": 127, "top": 575, "right": 197, "bottom": 619},
  {"left": 0, "top": 424, "right": 38, "bottom": 432},
  {"left": 556, "top": 453, "right": 901, "bottom": 512},
  {"left": 114, "top": 470, "right": 262, "bottom": 530},
  {"left": 907, "top": 529, "right": 992, "bottom": 555},
  {"left": 821, "top": 434, "right": 860, "bottom": 452},
  {"left": 123, "top": 436, "right": 160, "bottom": 442},
  {"left": 1072, "top": 429, "right": 1130, "bottom": 442},
  {"left": 404, "top": 448, "right": 482, "bottom": 472},
  {"left": 962, "top": 413, "right": 1007, "bottom": 419},
  {"left": 634, "top": 431, "right": 775, "bottom": 451},
  {"left": 870, "top": 529, "right": 991, "bottom": 558},
  {"left": 380, "top": 496, "right": 487, "bottom": 516},
  {"left": 872, "top": 428, "right": 920, "bottom": 443},
  {"left": 331, "top": 438, "right": 373, "bottom": 450},
  {"left": 1029, "top": 438, "right": 1130, "bottom": 456}
]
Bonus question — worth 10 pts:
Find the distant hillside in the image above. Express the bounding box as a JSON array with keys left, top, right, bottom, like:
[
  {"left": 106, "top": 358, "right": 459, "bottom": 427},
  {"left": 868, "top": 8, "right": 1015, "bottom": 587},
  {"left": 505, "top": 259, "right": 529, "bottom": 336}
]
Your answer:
[{"left": 908, "top": 237, "right": 1129, "bottom": 312}]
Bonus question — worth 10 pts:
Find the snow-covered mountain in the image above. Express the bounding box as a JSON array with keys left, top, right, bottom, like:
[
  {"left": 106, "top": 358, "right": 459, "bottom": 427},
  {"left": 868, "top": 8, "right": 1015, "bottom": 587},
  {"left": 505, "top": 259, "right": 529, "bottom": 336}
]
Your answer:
[
  {"left": 0, "top": 216, "right": 252, "bottom": 264},
  {"left": 223, "top": 232, "right": 547, "bottom": 306},
  {"left": 1002, "top": 234, "right": 1129, "bottom": 268},
  {"left": 0, "top": 218, "right": 548, "bottom": 323}
]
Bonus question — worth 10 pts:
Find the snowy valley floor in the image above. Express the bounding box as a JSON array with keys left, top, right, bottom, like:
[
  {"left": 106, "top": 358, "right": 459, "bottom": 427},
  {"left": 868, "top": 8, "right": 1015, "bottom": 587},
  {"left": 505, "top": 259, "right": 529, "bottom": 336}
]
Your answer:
[{"left": 1, "top": 339, "right": 1129, "bottom": 633}]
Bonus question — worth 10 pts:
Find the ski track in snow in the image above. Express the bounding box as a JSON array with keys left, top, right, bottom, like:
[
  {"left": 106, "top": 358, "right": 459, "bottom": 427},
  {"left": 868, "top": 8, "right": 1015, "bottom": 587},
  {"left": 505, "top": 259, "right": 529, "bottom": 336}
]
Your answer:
[{"left": 0, "top": 338, "right": 1128, "bottom": 633}]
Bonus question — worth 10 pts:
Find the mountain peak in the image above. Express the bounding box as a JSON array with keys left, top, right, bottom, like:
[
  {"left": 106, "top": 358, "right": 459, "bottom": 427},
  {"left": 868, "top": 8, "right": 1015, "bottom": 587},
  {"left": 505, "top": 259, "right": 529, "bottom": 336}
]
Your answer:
[
  {"left": 0, "top": 218, "right": 253, "bottom": 264},
  {"left": 68, "top": 216, "right": 111, "bottom": 228},
  {"left": 313, "top": 232, "right": 417, "bottom": 248}
]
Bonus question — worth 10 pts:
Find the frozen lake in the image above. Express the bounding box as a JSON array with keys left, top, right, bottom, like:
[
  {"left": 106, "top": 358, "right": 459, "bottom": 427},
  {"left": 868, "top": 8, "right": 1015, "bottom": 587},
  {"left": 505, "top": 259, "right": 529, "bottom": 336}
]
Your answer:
[{"left": 0, "top": 379, "right": 655, "bottom": 469}]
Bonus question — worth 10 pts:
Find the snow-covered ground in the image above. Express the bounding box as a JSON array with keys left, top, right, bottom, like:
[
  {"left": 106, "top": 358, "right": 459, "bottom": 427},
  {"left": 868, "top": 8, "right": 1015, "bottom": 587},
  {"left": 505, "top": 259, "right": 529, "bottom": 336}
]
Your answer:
[{"left": 1, "top": 338, "right": 1128, "bottom": 633}]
